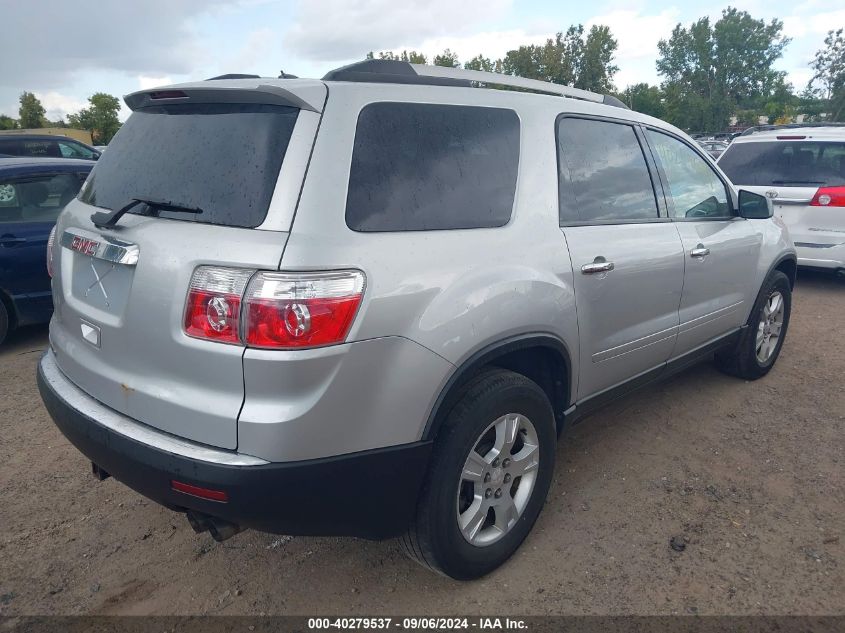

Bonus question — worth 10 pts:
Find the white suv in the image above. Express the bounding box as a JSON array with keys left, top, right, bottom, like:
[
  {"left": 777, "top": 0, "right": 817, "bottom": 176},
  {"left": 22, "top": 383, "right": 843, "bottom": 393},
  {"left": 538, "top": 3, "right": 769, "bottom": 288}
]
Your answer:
[{"left": 718, "top": 124, "right": 845, "bottom": 274}]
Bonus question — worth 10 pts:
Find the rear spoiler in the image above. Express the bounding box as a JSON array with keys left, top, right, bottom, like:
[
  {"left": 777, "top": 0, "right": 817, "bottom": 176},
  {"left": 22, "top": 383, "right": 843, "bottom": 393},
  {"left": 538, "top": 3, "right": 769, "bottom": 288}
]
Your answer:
[{"left": 124, "top": 82, "right": 326, "bottom": 113}]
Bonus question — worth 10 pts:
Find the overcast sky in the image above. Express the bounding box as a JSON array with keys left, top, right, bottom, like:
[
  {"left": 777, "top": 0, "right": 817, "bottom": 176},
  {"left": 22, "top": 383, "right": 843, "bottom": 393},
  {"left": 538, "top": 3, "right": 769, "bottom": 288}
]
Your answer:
[{"left": 1, "top": 0, "right": 842, "bottom": 122}]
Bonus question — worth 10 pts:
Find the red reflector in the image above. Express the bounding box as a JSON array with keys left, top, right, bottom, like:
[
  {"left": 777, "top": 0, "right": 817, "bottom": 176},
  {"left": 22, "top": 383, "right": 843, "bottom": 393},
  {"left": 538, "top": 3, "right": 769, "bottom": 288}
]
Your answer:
[
  {"left": 810, "top": 186, "right": 845, "bottom": 208},
  {"left": 149, "top": 90, "right": 188, "bottom": 100},
  {"left": 776, "top": 135, "right": 806, "bottom": 140},
  {"left": 171, "top": 480, "right": 228, "bottom": 502}
]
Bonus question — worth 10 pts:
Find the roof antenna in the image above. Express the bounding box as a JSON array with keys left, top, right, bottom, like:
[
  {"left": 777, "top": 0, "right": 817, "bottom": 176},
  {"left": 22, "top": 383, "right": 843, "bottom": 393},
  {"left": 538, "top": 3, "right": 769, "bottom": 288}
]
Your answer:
[{"left": 278, "top": 70, "right": 299, "bottom": 79}]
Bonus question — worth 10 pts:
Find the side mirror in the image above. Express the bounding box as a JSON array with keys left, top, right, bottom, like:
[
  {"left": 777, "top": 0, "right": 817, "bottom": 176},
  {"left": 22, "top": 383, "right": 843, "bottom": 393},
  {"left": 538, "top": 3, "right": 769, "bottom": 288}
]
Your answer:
[{"left": 738, "top": 189, "right": 772, "bottom": 219}]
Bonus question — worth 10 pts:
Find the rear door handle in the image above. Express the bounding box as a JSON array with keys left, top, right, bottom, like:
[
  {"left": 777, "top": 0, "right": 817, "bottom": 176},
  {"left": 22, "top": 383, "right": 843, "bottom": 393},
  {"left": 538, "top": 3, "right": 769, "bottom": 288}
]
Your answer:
[
  {"left": 690, "top": 245, "right": 710, "bottom": 258},
  {"left": 0, "top": 236, "right": 26, "bottom": 247},
  {"left": 581, "top": 259, "right": 615, "bottom": 274}
]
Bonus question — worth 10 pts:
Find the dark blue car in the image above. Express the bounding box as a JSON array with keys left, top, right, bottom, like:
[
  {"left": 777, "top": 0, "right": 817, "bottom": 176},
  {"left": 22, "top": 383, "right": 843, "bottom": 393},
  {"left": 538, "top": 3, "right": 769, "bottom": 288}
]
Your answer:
[{"left": 0, "top": 158, "right": 93, "bottom": 344}]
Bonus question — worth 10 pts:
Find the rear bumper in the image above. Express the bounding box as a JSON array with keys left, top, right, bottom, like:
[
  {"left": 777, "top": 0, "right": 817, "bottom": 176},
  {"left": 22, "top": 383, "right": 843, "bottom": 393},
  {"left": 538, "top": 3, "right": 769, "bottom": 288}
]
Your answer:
[
  {"left": 37, "top": 350, "right": 432, "bottom": 539},
  {"left": 794, "top": 241, "right": 845, "bottom": 270}
]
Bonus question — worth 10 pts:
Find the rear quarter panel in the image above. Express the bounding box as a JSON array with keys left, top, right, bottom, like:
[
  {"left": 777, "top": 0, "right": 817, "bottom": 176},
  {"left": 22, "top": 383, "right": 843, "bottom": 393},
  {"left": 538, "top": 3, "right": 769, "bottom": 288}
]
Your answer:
[{"left": 279, "top": 84, "right": 581, "bottom": 439}]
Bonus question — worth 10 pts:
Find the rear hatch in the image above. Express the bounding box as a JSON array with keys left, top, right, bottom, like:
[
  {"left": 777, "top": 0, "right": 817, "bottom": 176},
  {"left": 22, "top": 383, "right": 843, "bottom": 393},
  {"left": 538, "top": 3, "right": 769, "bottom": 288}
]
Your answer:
[
  {"left": 718, "top": 138, "right": 845, "bottom": 245},
  {"left": 49, "top": 80, "right": 326, "bottom": 449}
]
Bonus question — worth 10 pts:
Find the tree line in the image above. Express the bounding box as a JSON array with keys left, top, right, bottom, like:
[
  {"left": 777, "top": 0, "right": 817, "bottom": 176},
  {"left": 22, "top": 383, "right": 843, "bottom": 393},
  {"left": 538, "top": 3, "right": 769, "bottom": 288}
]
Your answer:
[
  {"left": 369, "top": 7, "right": 843, "bottom": 132},
  {"left": 0, "top": 91, "right": 121, "bottom": 145},
  {"left": 2, "top": 6, "right": 843, "bottom": 139}
]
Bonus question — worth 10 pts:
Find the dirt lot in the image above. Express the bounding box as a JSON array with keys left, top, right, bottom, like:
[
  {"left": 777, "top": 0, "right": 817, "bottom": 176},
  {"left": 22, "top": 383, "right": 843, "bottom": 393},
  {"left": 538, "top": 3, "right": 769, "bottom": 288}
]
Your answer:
[{"left": 0, "top": 270, "right": 842, "bottom": 616}]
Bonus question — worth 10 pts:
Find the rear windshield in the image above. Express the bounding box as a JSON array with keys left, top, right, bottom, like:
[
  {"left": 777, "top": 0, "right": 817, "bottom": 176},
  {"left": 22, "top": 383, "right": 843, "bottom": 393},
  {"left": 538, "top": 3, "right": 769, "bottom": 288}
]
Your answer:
[
  {"left": 80, "top": 103, "right": 299, "bottom": 228},
  {"left": 718, "top": 140, "right": 845, "bottom": 187}
]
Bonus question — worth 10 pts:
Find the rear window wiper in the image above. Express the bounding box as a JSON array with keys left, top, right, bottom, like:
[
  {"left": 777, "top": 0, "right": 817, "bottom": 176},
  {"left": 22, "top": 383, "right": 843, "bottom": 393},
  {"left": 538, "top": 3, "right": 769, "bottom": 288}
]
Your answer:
[
  {"left": 770, "top": 180, "right": 825, "bottom": 185},
  {"left": 91, "top": 197, "right": 203, "bottom": 229}
]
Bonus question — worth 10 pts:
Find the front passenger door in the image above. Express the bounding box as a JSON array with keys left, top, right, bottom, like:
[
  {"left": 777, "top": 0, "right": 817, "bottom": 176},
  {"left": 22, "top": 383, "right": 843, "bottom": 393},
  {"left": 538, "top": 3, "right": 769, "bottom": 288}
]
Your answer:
[
  {"left": 557, "top": 117, "right": 686, "bottom": 401},
  {"left": 644, "top": 129, "right": 762, "bottom": 355}
]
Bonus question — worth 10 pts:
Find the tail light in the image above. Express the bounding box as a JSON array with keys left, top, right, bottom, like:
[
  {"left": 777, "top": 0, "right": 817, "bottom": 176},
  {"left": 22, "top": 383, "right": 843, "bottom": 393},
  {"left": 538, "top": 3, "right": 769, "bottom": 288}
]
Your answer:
[
  {"left": 184, "top": 266, "right": 254, "bottom": 344},
  {"left": 244, "top": 270, "right": 365, "bottom": 348},
  {"left": 183, "top": 267, "right": 366, "bottom": 349},
  {"left": 46, "top": 225, "right": 57, "bottom": 277},
  {"left": 810, "top": 186, "right": 845, "bottom": 208}
]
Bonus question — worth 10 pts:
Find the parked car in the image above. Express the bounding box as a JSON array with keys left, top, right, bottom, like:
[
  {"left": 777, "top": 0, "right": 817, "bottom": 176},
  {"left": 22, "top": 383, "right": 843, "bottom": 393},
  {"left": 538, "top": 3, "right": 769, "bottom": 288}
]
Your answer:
[
  {"left": 37, "top": 60, "right": 796, "bottom": 580},
  {"left": 0, "top": 158, "right": 93, "bottom": 344},
  {"left": 0, "top": 134, "right": 100, "bottom": 161},
  {"left": 718, "top": 124, "right": 845, "bottom": 274},
  {"left": 698, "top": 140, "right": 729, "bottom": 159}
]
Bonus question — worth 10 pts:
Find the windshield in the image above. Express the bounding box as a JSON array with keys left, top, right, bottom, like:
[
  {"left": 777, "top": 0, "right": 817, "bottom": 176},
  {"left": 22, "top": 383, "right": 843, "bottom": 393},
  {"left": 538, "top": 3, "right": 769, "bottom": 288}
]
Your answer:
[
  {"left": 718, "top": 140, "right": 845, "bottom": 187},
  {"left": 80, "top": 102, "right": 299, "bottom": 228}
]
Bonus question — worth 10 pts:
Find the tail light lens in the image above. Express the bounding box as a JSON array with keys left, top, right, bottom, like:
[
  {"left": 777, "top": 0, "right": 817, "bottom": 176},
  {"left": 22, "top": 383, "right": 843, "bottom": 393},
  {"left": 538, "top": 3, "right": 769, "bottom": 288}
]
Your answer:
[
  {"left": 183, "top": 267, "right": 366, "bottom": 349},
  {"left": 810, "top": 186, "right": 845, "bottom": 208},
  {"left": 46, "top": 225, "right": 57, "bottom": 277},
  {"left": 184, "top": 266, "right": 254, "bottom": 344},
  {"left": 244, "top": 270, "right": 365, "bottom": 349}
]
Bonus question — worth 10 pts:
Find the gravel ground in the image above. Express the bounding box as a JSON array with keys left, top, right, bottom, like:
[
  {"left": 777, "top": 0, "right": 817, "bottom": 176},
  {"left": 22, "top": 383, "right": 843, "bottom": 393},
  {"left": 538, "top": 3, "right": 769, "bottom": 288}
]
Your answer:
[{"left": 0, "top": 270, "right": 842, "bottom": 616}]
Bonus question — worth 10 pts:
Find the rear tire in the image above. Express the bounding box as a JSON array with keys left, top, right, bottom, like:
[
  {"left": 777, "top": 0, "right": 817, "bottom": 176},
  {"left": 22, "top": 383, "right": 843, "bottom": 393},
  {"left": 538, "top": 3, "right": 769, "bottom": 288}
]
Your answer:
[
  {"left": 401, "top": 369, "right": 556, "bottom": 580},
  {"left": 0, "top": 301, "right": 8, "bottom": 346},
  {"left": 716, "top": 270, "right": 791, "bottom": 380}
]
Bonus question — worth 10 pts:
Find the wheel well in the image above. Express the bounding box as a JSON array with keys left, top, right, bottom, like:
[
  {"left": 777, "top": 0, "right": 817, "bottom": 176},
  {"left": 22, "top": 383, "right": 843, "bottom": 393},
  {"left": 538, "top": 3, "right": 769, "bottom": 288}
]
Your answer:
[
  {"left": 775, "top": 257, "right": 797, "bottom": 288},
  {"left": 424, "top": 338, "right": 571, "bottom": 440}
]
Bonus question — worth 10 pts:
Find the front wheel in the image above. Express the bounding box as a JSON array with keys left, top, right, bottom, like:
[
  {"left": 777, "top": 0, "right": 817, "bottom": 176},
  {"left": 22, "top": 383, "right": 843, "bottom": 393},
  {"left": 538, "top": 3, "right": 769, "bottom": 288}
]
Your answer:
[
  {"left": 716, "top": 270, "right": 791, "bottom": 380},
  {"left": 401, "top": 369, "right": 556, "bottom": 579}
]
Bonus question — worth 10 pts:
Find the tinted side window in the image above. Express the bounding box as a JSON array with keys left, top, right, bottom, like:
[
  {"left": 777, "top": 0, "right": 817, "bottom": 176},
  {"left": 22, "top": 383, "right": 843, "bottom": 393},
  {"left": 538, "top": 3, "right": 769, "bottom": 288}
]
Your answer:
[
  {"left": 0, "top": 139, "right": 23, "bottom": 156},
  {"left": 557, "top": 117, "right": 658, "bottom": 223},
  {"left": 0, "top": 172, "right": 87, "bottom": 223},
  {"left": 22, "top": 141, "right": 61, "bottom": 158},
  {"left": 346, "top": 103, "right": 519, "bottom": 232},
  {"left": 646, "top": 130, "right": 731, "bottom": 219}
]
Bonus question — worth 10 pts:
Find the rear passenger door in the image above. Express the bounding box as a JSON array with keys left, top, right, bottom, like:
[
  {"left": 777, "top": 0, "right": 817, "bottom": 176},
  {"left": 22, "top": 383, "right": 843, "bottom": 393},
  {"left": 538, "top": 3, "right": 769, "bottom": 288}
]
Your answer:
[
  {"left": 644, "top": 128, "right": 761, "bottom": 354},
  {"left": 557, "top": 116, "right": 685, "bottom": 401}
]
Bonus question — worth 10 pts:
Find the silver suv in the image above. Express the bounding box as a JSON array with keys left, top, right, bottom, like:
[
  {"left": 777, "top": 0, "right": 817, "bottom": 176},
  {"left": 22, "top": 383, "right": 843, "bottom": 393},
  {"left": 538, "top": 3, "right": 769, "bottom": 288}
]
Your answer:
[{"left": 38, "top": 60, "right": 797, "bottom": 580}]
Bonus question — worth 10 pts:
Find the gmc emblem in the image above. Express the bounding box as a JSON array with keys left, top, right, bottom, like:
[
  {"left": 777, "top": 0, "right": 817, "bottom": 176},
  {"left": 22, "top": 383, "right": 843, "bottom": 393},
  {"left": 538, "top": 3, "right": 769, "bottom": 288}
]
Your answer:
[{"left": 70, "top": 235, "right": 100, "bottom": 256}]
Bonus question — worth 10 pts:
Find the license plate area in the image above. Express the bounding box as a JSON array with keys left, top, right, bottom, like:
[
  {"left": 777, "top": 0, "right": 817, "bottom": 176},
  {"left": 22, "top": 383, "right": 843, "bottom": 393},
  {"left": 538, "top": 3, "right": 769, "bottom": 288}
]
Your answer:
[{"left": 69, "top": 255, "right": 134, "bottom": 316}]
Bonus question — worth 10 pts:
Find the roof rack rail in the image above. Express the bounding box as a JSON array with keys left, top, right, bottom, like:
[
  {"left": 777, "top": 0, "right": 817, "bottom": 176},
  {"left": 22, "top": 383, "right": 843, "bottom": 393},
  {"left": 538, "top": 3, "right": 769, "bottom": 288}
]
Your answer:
[
  {"left": 739, "top": 122, "right": 845, "bottom": 136},
  {"left": 322, "top": 59, "right": 628, "bottom": 109},
  {"left": 206, "top": 73, "right": 261, "bottom": 81}
]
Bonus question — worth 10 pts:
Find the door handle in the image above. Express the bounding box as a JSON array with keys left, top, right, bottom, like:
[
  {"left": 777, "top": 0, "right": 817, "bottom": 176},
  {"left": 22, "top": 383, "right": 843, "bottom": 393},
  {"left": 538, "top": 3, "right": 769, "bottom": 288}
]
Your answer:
[
  {"left": 581, "top": 258, "right": 615, "bottom": 274},
  {"left": 0, "top": 236, "right": 26, "bottom": 247},
  {"left": 690, "top": 245, "right": 710, "bottom": 258}
]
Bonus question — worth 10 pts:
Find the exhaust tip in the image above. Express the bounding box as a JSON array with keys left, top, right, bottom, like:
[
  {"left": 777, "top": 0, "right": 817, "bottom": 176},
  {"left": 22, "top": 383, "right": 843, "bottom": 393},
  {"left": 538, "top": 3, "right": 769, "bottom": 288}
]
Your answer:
[
  {"left": 91, "top": 462, "right": 111, "bottom": 481},
  {"left": 208, "top": 518, "right": 243, "bottom": 542},
  {"left": 185, "top": 511, "right": 243, "bottom": 541}
]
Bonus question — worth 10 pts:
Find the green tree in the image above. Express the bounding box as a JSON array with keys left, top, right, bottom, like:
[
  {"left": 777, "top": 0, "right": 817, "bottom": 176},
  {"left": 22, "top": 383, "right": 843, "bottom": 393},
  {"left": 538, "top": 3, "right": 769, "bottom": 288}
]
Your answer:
[
  {"left": 432, "top": 49, "right": 460, "bottom": 68},
  {"left": 763, "top": 77, "right": 799, "bottom": 123},
  {"left": 657, "top": 7, "right": 789, "bottom": 132},
  {"left": 617, "top": 83, "right": 665, "bottom": 118},
  {"left": 463, "top": 55, "right": 497, "bottom": 73},
  {"left": 578, "top": 25, "right": 619, "bottom": 92},
  {"left": 808, "top": 28, "right": 845, "bottom": 121},
  {"left": 18, "top": 92, "right": 46, "bottom": 128},
  {"left": 501, "top": 24, "right": 618, "bottom": 91},
  {"left": 67, "top": 93, "right": 121, "bottom": 145},
  {"left": 0, "top": 115, "right": 18, "bottom": 130},
  {"left": 366, "top": 50, "right": 428, "bottom": 64}
]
